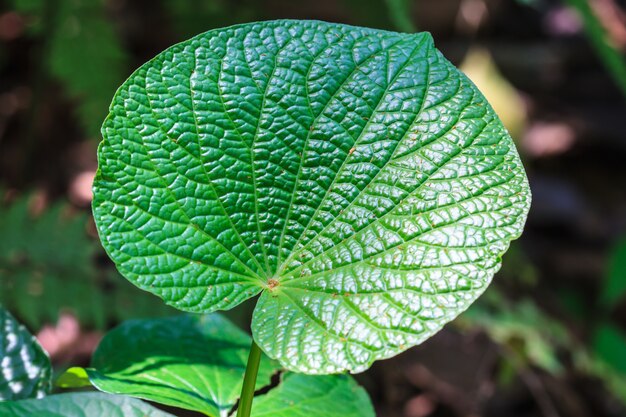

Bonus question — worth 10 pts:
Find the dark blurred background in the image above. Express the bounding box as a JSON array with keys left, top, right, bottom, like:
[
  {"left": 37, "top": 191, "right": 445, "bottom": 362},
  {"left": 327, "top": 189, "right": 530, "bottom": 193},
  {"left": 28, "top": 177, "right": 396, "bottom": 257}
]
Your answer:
[{"left": 1, "top": 0, "right": 625, "bottom": 416}]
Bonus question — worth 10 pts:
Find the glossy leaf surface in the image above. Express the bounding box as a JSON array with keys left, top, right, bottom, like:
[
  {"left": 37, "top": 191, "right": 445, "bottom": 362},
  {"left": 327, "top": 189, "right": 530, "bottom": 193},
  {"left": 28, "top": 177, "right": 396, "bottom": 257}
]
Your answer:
[
  {"left": 0, "top": 392, "right": 175, "bottom": 417},
  {"left": 93, "top": 20, "right": 531, "bottom": 373},
  {"left": 86, "top": 314, "right": 278, "bottom": 416},
  {"left": 0, "top": 307, "right": 51, "bottom": 401},
  {"left": 251, "top": 373, "right": 375, "bottom": 417}
]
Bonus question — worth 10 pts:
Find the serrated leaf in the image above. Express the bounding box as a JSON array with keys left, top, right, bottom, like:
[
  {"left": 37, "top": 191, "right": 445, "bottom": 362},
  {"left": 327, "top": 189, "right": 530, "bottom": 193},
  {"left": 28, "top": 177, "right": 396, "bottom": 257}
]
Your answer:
[
  {"left": 251, "top": 373, "right": 375, "bottom": 417},
  {"left": 93, "top": 20, "right": 531, "bottom": 373},
  {"left": 460, "top": 47, "right": 526, "bottom": 140},
  {"left": 86, "top": 314, "right": 279, "bottom": 417},
  {"left": 0, "top": 392, "right": 175, "bottom": 416},
  {"left": 0, "top": 307, "right": 51, "bottom": 401}
]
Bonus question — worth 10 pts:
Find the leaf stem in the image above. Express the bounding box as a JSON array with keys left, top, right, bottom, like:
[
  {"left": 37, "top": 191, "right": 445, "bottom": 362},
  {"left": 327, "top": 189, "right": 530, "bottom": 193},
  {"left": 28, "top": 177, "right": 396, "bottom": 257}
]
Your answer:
[
  {"left": 236, "top": 340, "right": 262, "bottom": 417},
  {"left": 564, "top": 0, "right": 626, "bottom": 98}
]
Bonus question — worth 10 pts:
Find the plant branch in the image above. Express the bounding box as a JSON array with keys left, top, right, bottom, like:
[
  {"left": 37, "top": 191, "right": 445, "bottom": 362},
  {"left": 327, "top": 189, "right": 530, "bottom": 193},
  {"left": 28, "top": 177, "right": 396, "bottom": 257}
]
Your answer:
[{"left": 236, "top": 340, "right": 262, "bottom": 417}]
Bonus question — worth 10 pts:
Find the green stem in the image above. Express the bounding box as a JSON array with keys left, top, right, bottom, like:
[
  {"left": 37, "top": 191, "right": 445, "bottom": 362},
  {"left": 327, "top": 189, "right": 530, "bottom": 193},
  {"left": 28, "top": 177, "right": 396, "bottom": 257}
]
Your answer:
[
  {"left": 564, "top": 0, "right": 626, "bottom": 98},
  {"left": 236, "top": 340, "right": 262, "bottom": 417},
  {"left": 384, "top": 0, "right": 417, "bottom": 33}
]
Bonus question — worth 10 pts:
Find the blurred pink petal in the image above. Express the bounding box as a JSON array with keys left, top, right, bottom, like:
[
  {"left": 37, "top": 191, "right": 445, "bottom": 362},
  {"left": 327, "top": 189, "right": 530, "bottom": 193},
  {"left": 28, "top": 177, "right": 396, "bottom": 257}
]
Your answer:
[
  {"left": 69, "top": 170, "right": 96, "bottom": 206},
  {"left": 404, "top": 394, "right": 436, "bottom": 417},
  {"left": 36, "top": 313, "right": 101, "bottom": 362},
  {"left": 0, "top": 12, "right": 24, "bottom": 41},
  {"left": 523, "top": 122, "right": 575, "bottom": 157}
]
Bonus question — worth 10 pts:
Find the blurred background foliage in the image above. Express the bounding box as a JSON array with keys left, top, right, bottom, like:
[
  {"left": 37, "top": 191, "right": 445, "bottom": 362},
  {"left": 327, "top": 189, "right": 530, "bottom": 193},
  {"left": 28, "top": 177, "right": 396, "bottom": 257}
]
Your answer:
[
  {"left": 0, "top": 190, "right": 173, "bottom": 331},
  {"left": 0, "top": 0, "right": 625, "bottom": 416}
]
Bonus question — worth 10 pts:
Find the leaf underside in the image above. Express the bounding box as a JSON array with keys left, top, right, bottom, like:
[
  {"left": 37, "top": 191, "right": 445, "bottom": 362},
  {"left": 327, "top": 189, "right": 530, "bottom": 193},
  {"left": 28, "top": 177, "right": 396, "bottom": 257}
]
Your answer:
[
  {"left": 0, "top": 392, "right": 175, "bottom": 417},
  {"left": 86, "top": 314, "right": 279, "bottom": 417},
  {"left": 93, "top": 19, "right": 531, "bottom": 373},
  {"left": 0, "top": 307, "right": 51, "bottom": 401}
]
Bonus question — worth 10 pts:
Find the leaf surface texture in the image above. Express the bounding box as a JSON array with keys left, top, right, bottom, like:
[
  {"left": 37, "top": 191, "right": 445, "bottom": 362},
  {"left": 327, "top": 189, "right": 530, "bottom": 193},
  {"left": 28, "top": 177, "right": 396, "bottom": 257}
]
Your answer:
[{"left": 93, "top": 20, "right": 531, "bottom": 373}]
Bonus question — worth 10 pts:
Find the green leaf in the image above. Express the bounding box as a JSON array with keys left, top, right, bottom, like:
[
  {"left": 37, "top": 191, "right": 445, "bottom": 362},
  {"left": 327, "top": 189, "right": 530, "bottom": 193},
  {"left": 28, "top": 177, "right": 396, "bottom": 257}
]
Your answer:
[
  {"left": 0, "top": 307, "right": 51, "bottom": 401},
  {"left": 93, "top": 20, "right": 531, "bottom": 373},
  {"left": 593, "top": 324, "right": 626, "bottom": 375},
  {"left": 563, "top": 0, "right": 626, "bottom": 98},
  {"left": 384, "top": 0, "right": 417, "bottom": 33},
  {"left": 86, "top": 314, "right": 279, "bottom": 417},
  {"left": 56, "top": 367, "right": 92, "bottom": 389},
  {"left": 460, "top": 48, "right": 526, "bottom": 141},
  {"left": 0, "top": 392, "right": 176, "bottom": 416},
  {"left": 251, "top": 373, "right": 375, "bottom": 417}
]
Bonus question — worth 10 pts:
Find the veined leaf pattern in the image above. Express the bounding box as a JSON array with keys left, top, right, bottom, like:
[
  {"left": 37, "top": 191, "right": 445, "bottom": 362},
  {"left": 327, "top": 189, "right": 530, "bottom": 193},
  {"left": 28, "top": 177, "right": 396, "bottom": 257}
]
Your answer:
[{"left": 93, "top": 20, "right": 531, "bottom": 373}]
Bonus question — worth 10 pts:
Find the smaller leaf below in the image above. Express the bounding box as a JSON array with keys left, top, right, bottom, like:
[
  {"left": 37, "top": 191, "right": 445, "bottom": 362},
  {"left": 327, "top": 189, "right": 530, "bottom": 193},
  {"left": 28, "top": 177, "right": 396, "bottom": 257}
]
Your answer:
[
  {"left": 251, "top": 372, "right": 375, "bottom": 417},
  {"left": 56, "top": 367, "right": 92, "bottom": 389},
  {"left": 86, "top": 314, "right": 280, "bottom": 417},
  {"left": 0, "top": 392, "right": 175, "bottom": 417}
]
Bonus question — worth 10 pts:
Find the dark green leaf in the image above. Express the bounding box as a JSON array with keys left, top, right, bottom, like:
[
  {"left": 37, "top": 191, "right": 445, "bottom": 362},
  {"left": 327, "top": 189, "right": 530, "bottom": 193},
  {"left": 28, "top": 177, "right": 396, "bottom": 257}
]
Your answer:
[
  {"left": 0, "top": 392, "right": 175, "bottom": 417},
  {"left": 86, "top": 314, "right": 279, "bottom": 417},
  {"left": 0, "top": 307, "right": 51, "bottom": 401},
  {"left": 384, "top": 0, "right": 417, "bottom": 32},
  {"left": 251, "top": 373, "right": 375, "bottom": 417},
  {"left": 602, "top": 239, "right": 626, "bottom": 309},
  {"left": 593, "top": 324, "right": 626, "bottom": 374},
  {"left": 93, "top": 20, "right": 531, "bottom": 373}
]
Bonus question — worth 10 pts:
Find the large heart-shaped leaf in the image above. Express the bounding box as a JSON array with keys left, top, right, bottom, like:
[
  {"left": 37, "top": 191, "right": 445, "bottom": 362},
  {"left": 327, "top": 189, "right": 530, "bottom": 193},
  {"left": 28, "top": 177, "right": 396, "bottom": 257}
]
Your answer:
[
  {"left": 0, "top": 307, "right": 51, "bottom": 401},
  {"left": 0, "top": 392, "right": 175, "bottom": 416},
  {"left": 85, "top": 314, "right": 279, "bottom": 416},
  {"left": 93, "top": 20, "right": 531, "bottom": 373},
  {"left": 251, "top": 373, "right": 374, "bottom": 417}
]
